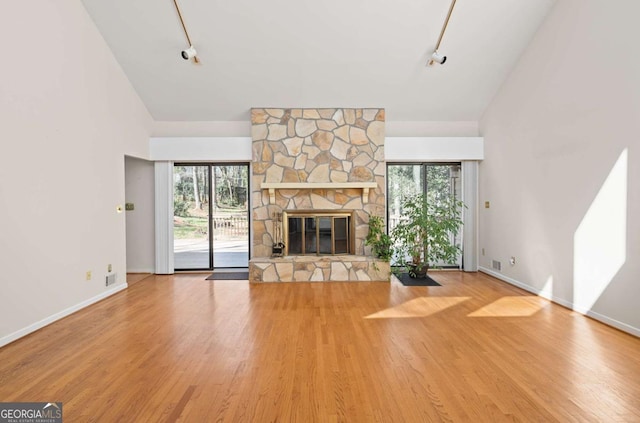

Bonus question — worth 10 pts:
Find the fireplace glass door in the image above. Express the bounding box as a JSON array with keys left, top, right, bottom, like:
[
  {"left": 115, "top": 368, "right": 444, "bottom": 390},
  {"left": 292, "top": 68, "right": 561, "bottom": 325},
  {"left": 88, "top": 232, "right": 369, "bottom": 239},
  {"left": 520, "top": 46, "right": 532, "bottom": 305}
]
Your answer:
[{"left": 285, "top": 212, "right": 352, "bottom": 255}]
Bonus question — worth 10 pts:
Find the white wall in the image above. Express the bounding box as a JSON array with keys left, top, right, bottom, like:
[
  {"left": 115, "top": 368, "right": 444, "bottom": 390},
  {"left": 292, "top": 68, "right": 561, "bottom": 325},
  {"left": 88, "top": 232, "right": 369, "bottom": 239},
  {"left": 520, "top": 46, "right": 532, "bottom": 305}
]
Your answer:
[
  {"left": 0, "top": 0, "right": 152, "bottom": 345},
  {"left": 386, "top": 121, "right": 478, "bottom": 137},
  {"left": 148, "top": 136, "right": 483, "bottom": 162},
  {"left": 150, "top": 137, "right": 252, "bottom": 161},
  {"left": 152, "top": 121, "right": 251, "bottom": 137},
  {"left": 125, "top": 157, "right": 155, "bottom": 273},
  {"left": 479, "top": 0, "right": 640, "bottom": 335},
  {"left": 151, "top": 120, "right": 478, "bottom": 137},
  {"left": 386, "top": 137, "right": 484, "bottom": 161}
]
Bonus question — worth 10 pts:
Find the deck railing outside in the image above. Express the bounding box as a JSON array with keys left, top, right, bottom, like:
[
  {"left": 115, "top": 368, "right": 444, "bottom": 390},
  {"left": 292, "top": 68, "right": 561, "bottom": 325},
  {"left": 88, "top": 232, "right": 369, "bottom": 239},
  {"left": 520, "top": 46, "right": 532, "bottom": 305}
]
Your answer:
[{"left": 212, "top": 214, "right": 248, "bottom": 240}]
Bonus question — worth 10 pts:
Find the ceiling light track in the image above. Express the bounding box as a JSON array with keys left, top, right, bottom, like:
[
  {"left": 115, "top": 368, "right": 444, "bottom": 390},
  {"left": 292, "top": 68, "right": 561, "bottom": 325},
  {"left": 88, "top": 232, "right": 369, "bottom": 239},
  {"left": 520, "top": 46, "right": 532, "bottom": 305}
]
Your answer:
[
  {"left": 173, "top": 0, "right": 199, "bottom": 63},
  {"left": 428, "top": 0, "right": 457, "bottom": 66}
]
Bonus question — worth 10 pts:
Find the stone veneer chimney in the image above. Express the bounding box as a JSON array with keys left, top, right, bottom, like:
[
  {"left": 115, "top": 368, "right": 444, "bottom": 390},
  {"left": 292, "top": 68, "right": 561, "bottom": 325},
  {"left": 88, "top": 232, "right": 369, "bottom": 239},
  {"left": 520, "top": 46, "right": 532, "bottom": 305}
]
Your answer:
[{"left": 249, "top": 108, "right": 389, "bottom": 282}]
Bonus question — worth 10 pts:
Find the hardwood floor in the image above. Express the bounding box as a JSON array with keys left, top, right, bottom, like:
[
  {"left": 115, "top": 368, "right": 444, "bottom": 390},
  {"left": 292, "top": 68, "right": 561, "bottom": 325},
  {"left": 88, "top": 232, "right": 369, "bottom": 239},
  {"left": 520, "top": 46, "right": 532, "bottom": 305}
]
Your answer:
[
  {"left": 126, "top": 272, "right": 153, "bottom": 285},
  {"left": 1, "top": 272, "right": 639, "bottom": 422}
]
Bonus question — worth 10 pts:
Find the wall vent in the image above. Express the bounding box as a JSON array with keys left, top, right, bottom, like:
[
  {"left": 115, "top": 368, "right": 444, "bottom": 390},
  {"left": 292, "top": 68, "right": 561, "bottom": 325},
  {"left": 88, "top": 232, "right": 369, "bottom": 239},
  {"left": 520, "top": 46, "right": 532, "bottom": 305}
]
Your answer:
[
  {"left": 105, "top": 273, "right": 117, "bottom": 287},
  {"left": 492, "top": 260, "right": 501, "bottom": 271}
]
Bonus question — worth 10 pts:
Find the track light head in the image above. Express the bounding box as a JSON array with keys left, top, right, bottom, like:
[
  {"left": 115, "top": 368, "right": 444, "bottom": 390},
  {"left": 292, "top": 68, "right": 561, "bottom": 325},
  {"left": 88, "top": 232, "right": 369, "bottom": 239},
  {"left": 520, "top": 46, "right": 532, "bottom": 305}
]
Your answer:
[
  {"left": 181, "top": 45, "right": 197, "bottom": 60},
  {"left": 429, "top": 50, "right": 447, "bottom": 66}
]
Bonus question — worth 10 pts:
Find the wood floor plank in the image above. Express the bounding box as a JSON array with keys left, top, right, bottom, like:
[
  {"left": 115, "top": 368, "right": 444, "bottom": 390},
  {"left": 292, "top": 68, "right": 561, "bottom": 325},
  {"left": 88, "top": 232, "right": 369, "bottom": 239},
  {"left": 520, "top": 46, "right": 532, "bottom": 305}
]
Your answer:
[{"left": 1, "top": 272, "right": 640, "bottom": 422}]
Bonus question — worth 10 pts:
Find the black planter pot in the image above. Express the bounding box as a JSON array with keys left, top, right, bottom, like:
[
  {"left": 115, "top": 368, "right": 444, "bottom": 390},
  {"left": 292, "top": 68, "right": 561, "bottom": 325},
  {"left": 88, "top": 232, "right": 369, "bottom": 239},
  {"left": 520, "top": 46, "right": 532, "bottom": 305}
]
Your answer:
[{"left": 408, "top": 263, "right": 429, "bottom": 279}]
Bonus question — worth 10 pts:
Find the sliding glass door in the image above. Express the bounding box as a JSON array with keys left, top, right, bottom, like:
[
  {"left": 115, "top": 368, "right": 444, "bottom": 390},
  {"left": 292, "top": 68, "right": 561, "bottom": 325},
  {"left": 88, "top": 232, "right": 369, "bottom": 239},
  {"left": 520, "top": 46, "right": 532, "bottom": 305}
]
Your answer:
[
  {"left": 173, "top": 165, "right": 210, "bottom": 269},
  {"left": 211, "top": 165, "right": 249, "bottom": 268},
  {"left": 388, "top": 163, "right": 462, "bottom": 268},
  {"left": 173, "top": 164, "right": 249, "bottom": 270}
]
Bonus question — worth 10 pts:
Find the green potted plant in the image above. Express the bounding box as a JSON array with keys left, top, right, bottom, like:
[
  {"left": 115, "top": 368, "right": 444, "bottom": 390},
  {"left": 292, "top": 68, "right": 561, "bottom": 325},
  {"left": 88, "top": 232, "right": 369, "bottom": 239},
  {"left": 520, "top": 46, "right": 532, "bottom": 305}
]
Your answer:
[
  {"left": 365, "top": 215, "right": 392, "bottom": 262},
  {"left": 391, "top": 193, "right": 464, "bottom": 278}
]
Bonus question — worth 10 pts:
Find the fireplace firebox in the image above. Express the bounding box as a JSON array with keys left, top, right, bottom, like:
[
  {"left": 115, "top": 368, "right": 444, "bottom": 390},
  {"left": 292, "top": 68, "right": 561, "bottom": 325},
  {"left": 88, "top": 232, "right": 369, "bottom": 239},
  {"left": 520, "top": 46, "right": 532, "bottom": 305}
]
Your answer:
[{"left": 283, "top": 210, "right": 354, "bottom": 256}]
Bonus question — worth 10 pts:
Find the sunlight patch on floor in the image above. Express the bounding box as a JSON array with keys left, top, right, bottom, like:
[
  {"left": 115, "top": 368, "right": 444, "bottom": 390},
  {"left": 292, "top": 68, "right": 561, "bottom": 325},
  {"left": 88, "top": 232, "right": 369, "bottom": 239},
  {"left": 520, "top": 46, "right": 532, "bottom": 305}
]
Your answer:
[
  {"left": 365, "top": 297, "right": 470, "bottom": 319},
  {"left": 468, "top": 296, "right": 548, "bottom": 317},
  {"left": 574, "top": 148, "right": 627, "bottom": 313}
]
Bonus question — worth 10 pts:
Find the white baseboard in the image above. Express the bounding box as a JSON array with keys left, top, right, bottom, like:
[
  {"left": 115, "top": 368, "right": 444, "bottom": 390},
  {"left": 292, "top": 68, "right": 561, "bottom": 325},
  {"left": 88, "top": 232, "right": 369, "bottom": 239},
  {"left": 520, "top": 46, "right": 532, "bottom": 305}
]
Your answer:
[
  {"left": 478, "top": 266, "right": 573, "bottom": 308},
  {"left": 0, "top": 283, "right": 128, "bottom": 348},
  {"left": 478, "top": 267, "right": 640, "bottom": 338},
  {"left": 578, "top": 309, "right": 640, "bottom": 338}
]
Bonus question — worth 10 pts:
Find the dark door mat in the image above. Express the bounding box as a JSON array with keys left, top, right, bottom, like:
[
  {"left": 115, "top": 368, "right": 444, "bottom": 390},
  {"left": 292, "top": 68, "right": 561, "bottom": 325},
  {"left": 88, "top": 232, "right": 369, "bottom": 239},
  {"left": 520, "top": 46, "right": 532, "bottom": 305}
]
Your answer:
[
  {"left": 395, "top": 272, "right": 441, "bottom": 286},
  {"left": 205, "top": 272, "right": 249, "bottom": 280}
]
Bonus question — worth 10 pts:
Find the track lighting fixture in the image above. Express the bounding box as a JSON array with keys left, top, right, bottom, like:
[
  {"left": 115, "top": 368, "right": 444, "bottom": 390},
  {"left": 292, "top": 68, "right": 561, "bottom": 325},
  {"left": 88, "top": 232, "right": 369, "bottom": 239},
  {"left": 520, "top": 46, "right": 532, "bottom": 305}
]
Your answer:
[
  {"left": 181, "top": 45, "right": 197, "bottom": 60},
  {"left": 427, "top": 0, "right": 457, "bottom": 67},
  {"left": 173, "top": 0, "right": 199, "bottom": 63},
  {"left": 430, "top": 50, "right": 447, "bottom": 65}
]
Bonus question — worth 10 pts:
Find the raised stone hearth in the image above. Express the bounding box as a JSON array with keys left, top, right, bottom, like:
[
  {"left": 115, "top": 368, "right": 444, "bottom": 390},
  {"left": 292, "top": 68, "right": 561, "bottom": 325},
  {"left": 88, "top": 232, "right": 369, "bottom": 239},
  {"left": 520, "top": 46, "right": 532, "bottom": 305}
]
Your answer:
[
  {"left": 250, "top": 256, "right": 390, "bottom": 282},
  {"left": 249, "top": 107, "right": 389, "bottom": 282}
]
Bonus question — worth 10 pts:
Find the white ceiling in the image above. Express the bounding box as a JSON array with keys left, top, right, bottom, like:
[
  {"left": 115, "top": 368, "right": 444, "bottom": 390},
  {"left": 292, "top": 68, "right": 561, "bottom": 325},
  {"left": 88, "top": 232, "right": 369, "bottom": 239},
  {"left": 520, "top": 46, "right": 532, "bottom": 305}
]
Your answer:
[{"left": 80, "top": 0, "right": 555, "bottom": 122}]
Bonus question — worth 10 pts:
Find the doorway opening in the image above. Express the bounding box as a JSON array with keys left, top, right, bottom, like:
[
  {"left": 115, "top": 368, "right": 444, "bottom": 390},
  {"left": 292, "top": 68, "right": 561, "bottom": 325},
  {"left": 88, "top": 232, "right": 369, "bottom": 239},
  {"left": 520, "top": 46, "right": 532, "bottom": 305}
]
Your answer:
[{"left": 173, "top": 163, "right": 249, "bottom": 270}]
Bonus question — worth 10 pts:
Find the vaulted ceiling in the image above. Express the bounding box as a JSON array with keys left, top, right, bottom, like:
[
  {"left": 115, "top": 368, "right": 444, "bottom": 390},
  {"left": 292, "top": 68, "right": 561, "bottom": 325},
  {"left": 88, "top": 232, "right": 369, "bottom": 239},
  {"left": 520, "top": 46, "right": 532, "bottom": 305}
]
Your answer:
[{"left": 80, "top": 0, "right": 555, "bottom": 122}]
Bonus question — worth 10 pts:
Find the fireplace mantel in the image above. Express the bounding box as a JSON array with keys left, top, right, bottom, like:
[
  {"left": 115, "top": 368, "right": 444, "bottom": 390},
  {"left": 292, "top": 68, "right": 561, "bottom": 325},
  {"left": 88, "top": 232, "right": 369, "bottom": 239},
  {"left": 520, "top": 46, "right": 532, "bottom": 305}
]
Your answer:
[{"left": 261, "top": 182, "right": 378, "bottom": 205}]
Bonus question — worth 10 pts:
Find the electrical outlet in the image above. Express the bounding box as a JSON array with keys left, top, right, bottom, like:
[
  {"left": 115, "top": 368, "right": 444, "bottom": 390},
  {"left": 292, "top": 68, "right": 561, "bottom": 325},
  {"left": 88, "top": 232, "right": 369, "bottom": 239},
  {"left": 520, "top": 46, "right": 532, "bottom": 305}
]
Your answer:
[
  {"left": 108, "top": 264, "right": 112, "bottom": 272},
  {"left": 125, "top": 203, "right": 135, "bottom": 211},
  {"left": 86, "top": 271, "right": 92, "bottom": 281},
  {"left": 510, "top": 256, "right": 516, "bottom": 266}
]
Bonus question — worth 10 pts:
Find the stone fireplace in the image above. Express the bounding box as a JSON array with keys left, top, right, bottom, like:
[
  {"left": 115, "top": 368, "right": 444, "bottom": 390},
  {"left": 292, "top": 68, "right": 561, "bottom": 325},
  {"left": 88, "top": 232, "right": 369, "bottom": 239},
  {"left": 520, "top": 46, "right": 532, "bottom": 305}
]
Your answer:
[{"left": 249, "top": 108, "right": 390, "bottom": 282}]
